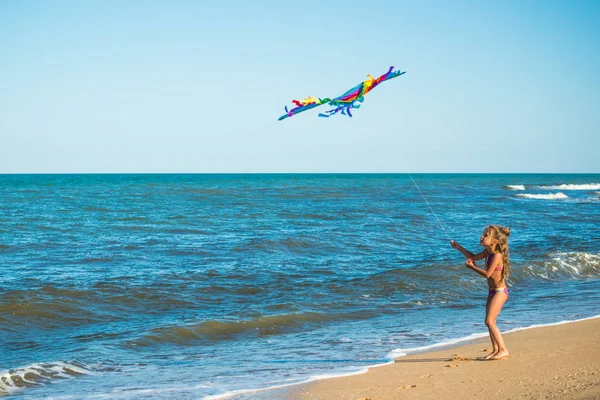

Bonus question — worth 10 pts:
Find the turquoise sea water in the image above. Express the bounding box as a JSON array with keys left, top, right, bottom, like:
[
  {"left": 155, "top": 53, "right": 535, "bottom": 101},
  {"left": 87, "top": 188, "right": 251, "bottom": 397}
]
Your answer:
[{"left": 1, "top": 174, "right": 599, "bottom": 399}]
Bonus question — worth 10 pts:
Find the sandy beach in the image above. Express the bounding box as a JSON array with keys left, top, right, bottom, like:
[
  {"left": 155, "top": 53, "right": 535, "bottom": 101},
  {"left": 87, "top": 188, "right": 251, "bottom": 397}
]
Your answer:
[{"left": 286, "top": 317, "right": 600, "bottom": 400}]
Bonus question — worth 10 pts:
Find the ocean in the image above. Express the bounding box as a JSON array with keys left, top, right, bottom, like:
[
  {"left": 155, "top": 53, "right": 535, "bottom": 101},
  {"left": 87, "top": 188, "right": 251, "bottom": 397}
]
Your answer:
[{"left": 1, "top": 174, "right": 599, "bottom": 399}]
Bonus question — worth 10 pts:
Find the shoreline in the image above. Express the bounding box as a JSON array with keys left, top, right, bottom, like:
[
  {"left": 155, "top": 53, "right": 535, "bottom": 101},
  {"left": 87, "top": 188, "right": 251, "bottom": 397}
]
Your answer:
[
  {"left": 283, "top": 316, "right": 600, "bottom": 399},
  {"left": 207, "top": 315, "right": 600, "bottom": 399}
]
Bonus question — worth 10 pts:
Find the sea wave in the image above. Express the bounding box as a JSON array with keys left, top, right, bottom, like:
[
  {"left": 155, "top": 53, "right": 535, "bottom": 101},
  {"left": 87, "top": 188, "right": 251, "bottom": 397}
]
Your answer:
[
  {"left": 130, "top": 312, "right": 370, "bottom": 347},
  {"left": 0, "top": 285, "right": 197, "bottom": 330},
  {"left": 516, "top": 192, "right": 568, "bottom": 200},
  {"left": 0, "top": 290, "right": 99, "bottom": 329},
  {"left": 0, "top": 361, "right": 93, "bottom": 395},
  {"left": 538, "top": 183, "right": 600, "bottom": 191},
  {"left": 505, "top": 185, "right": 525, "bottom": 190},
  {"left": 512, "top": 252, "right": 600, "bottom": 282}
]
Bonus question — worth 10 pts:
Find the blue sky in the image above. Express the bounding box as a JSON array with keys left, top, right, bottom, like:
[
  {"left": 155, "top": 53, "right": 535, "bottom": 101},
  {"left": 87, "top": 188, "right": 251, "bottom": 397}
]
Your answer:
[{"left": 1, "top": 0, "right": 599, "bottom": 173}]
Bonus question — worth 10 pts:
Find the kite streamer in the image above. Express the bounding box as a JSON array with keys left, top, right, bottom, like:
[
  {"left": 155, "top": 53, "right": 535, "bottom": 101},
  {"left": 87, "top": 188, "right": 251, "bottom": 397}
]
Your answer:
[{"left": 278, "top": 66, "right": 405, "bottom": 121}]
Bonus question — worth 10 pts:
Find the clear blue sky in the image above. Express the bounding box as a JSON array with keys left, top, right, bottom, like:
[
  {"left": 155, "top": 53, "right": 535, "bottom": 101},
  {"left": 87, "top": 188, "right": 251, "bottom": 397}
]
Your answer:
[{"left": 1, "top": 0, "right": 598, "bottom": 173}]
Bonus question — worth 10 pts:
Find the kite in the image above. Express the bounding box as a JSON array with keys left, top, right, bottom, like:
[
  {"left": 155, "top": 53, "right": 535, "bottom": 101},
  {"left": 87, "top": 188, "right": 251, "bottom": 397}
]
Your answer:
[{"left": 278, "top": 66, "right": 405, "bottom": 121}]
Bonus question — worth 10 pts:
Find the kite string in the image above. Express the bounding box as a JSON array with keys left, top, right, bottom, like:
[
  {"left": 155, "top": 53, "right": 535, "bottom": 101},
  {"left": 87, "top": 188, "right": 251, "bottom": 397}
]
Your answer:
[{"left": 408, "top": 173, "right": 452, "bottom": 242}]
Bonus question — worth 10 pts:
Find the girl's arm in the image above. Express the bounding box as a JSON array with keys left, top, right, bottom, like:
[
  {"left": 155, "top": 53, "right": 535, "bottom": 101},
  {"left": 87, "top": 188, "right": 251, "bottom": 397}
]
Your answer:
[
  {"left": 465, "top": 253, "right": 501, "bottom": 279},
  {"left": 450, "top": 241, "right": 488, "bottom": 261}
]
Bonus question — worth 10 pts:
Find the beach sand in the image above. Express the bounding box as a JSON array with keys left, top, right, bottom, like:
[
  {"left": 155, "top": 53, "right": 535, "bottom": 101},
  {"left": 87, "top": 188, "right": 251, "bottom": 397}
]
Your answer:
[{"left": 285, "top": 317, "right": 600, "bottom": 400}]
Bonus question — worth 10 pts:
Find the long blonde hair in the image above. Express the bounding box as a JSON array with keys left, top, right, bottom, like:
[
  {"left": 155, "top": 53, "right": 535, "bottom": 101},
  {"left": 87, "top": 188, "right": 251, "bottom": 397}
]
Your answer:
[{"left": 487, "top": 225, "right": 511, "bottom": 280}]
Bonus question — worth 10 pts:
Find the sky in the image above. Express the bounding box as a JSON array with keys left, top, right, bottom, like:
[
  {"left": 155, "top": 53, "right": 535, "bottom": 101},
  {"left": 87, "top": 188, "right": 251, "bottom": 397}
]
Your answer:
[{"left": 1, "top": 0, "right": 599, "bottom": 173}]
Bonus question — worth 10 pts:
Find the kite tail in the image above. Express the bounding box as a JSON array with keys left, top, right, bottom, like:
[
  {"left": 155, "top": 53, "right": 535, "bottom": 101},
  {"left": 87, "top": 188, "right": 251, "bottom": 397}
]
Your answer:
[
  {"left": 318, "top": 101, "right": 361, "bottom": 118},
  {"left": 279, "top": 67, "right": 405, "bottom": 120}
]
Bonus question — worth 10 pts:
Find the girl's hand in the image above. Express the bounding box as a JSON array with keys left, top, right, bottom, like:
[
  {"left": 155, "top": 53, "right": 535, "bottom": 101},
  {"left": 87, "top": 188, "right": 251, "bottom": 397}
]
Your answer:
[
  {"left": 465, "top": 258, "right": 476, "bottom": 268},
  {"left": 450, "top": 240, "right": 460, "bottom": 249}
]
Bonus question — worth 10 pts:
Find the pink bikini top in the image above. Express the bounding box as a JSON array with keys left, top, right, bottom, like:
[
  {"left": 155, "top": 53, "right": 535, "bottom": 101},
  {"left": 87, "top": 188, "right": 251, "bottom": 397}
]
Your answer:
[{"left": 486, "top": 252, "right": 503, "bottom": 272}]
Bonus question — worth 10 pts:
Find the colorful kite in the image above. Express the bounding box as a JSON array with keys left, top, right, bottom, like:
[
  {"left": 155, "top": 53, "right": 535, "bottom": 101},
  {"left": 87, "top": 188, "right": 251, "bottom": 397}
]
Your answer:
[{"left": 278, "top": 66, "right": 405, "bottom": 121}]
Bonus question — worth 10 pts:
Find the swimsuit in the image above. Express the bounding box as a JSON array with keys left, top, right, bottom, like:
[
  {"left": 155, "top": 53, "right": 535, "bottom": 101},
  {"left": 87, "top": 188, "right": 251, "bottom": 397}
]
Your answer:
[
  {"left": 486, "top": 253, "right": 503, "bottom": 272},
  {"left": 486, "top": 252, "right": 508, "bottom": 300},
  {"left": 488, "top": 287, "right": 509, "bottom": 300}
]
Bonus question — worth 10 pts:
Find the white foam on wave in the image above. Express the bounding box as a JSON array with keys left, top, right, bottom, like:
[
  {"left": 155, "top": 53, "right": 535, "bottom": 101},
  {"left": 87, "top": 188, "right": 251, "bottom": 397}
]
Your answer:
[
  {"left": 516, "top": 192, "right": 568, "bottom": 200},
  {"left": 550, "top": 251, "right": 600, "bottom": 274},
  {"left": 519, "top": 251, "right": 600, "bottom": 281},
  {"left": 538, "top": 183, "right": 600, "bottom": 191},
  {"left": 0, "top": 361, "right": 93, "bottom": 395},
  {"left": 505, "top": 185, "right": 525, "bottom": 190}
]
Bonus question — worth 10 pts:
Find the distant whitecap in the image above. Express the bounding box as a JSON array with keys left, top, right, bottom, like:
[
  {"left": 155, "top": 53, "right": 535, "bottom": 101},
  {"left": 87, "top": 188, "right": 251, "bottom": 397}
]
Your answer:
[
  {"left": 538, "top": 183, "right": 600, "bottom": 191},
  {"left": 505, "top": 185, "right": 525, "bottom": 190},
  {"left": 516, "top": 192, "right": 568, "bottom": 200}
]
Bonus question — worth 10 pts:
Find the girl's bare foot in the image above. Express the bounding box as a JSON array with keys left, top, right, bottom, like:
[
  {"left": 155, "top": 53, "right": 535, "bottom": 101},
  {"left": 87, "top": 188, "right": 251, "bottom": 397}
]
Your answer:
[
  {"left": 491, "top": 350, "right": 509, "bottom": 360},
  {"left": 483, "top": 351, "right": 498, "bottom": 360}
]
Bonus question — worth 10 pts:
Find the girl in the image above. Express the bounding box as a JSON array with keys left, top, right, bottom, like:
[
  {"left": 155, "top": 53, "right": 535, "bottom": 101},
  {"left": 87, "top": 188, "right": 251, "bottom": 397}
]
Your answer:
[{"left": 450, "top": 225, "right": 511, "bottom": 360}]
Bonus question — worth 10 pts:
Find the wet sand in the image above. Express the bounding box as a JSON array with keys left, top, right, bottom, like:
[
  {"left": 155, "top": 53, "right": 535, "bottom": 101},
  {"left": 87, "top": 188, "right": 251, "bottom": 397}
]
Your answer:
[{"left": 285, "top": 317, "right": 600, "bottom": 399}]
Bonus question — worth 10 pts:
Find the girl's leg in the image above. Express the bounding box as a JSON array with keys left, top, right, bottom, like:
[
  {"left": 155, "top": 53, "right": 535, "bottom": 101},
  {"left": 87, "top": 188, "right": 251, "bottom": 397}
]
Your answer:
[
  {"left": 484, "top": 295, "right": 499, "bottom": 359},
  {"left": 485, "top": 293, "right": 509, "bottom": 360}
]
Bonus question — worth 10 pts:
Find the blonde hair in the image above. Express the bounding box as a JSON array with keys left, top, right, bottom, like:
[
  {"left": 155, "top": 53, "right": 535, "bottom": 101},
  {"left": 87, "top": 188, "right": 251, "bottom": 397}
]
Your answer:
[{"left": 487, "top": 225, "right": 511, "bottom": 280}]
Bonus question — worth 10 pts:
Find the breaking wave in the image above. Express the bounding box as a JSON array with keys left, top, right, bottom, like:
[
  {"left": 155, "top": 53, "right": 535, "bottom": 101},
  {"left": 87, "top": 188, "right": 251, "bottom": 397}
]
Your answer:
[
  {"left": 516, "top": 192, "right": 568, "bottom": 200},
  {"left": 512, "top": 252, "right": 600, "bottom": 282},
  {"left": 0, "top": 361, "right": 94, "bottom": 395},
  {"left": 505, "top": 185, "right": 525, "bottom": 190},
  {"left": 538, "top": 183, "right": 600, "bottom": 191}
]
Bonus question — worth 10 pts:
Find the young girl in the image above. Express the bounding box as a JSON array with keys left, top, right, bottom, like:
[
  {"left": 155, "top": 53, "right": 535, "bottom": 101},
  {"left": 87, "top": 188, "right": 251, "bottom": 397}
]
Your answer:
[{"left": 450, "top": 225, "right": 511, "bottom": 360}]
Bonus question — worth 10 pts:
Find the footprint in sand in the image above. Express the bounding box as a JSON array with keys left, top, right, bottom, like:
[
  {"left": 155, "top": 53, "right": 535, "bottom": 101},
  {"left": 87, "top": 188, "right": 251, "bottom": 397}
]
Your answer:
[
  {"left": 421, "top": 374, "right": 434, "bottom": 378},
  {"left": 397, "top": 385, "right": 417, "bottom": 390},
  {"left": 444, "top": 364, "right": 459, "bottom": 368}
]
